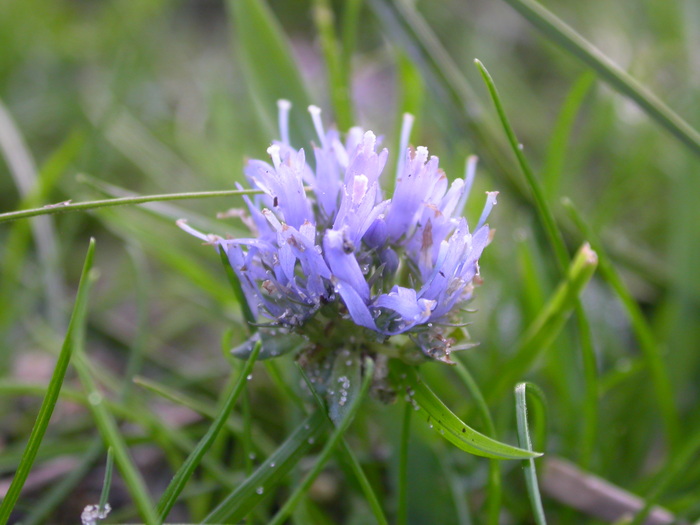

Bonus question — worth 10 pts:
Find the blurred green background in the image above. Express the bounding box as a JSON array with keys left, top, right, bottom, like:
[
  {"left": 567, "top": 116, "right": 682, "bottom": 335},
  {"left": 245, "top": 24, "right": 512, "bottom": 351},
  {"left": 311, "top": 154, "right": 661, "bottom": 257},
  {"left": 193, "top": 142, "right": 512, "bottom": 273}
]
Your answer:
[{"left": 1, "top": 0, "right": 699, "bottom": 523}]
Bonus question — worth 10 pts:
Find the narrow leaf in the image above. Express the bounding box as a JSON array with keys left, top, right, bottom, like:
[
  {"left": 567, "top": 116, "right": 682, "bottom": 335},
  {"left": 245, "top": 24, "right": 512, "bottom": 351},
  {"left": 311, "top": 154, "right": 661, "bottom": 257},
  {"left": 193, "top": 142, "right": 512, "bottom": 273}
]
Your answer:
[
  {"left": 393, "top": 361, "right": 541, "bottom": 460},
  {"left": 0, "top": 239, "right": 95, "bottom": 524}
]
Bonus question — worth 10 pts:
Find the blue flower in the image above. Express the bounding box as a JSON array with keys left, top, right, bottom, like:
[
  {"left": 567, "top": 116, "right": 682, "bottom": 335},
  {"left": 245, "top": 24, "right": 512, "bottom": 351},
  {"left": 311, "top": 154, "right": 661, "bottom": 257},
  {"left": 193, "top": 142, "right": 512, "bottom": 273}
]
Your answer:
[{"left": 180, "top": 101, "right": 496, "bottom": 363}]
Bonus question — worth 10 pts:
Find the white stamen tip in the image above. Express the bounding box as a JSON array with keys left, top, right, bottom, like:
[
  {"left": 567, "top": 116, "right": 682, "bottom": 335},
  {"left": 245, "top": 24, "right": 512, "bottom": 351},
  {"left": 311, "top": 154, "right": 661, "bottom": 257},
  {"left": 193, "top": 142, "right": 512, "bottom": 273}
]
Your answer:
[
  {"left": 308, "top": 105, "right": 321, "bottom": 116},
  {"left": 267, "top": 144, "right": 282, "bottom": 168},
  {"left": 277, "top": 99, "right": 291, "bottom": 110}
]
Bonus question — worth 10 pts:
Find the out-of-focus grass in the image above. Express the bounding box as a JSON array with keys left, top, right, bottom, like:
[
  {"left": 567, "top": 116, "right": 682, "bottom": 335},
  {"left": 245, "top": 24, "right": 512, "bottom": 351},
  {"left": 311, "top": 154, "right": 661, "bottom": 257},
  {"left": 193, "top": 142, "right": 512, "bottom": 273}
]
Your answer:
[{"left": 1, "top": 0, "right": 699, "bottom": 523}]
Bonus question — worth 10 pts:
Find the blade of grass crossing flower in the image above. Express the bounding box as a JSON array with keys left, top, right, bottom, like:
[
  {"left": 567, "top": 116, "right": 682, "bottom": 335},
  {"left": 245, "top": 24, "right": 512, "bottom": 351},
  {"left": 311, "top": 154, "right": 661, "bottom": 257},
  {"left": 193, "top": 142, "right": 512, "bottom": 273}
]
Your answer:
[
  {"left": 0, "top": 187, "right": 263, "bottom": 224},
  {"left": 268, "top": 358, "right": 376, "bottom": 525},
  {"left": 393, "top": 361, "right": 540, "bottom": 460},
  {"left": 489, "top": 243, "right": 598, "bottom": 399},
  {"left": 312, "top": 0, "right": 353, "bottom": 129},
  {"left": 453, "top": 361, "right": 501, "bottom": 525},
  {"left": 227, "top": 0, "right": 314, "bottom": 144},
  {"left": 203, "top": 410, "right": 328, "bottom": 523},
  {"left": 155, "top": 341, "right": 262, "bottom": 520},
  {"left": 499, "top": 0, "right": 700, "bottom": 159},
  {"left": 562, "top": 198, "right": 679, "bottom": 447},
  {"left": 0, "top": 238, "right": 95, "bottom": 524},
  {"left": 297, "top": 363, "right": 389, "bottom": 525},
  {"left": 515, "top": 383, "right": 547, "bottom": 525}
]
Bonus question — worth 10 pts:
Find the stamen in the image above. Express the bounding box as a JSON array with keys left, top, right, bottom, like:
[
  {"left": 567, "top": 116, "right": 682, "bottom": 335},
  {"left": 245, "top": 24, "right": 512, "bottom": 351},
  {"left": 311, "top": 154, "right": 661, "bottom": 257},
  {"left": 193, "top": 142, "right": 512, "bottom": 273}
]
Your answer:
[
  {"left": 307, "top": 105, "right": 326, "bottom": 148},
  {"left": 476, "top": 191, "right": 499, "bottom": 230},
  {"left": 176, "top": 219, "right": 210, "bottom": 242},
  {"left": 267, "top": 144, "right": 282, "bottom": 169},
  {"left": 277, "top": 99, "right": 291, "bottom": 145},
  {"left": 456, "top": 155, "right": 478, "bottom": 216},
  {"left": 396, "top": 113, "right": 415, "bottom": 181}
]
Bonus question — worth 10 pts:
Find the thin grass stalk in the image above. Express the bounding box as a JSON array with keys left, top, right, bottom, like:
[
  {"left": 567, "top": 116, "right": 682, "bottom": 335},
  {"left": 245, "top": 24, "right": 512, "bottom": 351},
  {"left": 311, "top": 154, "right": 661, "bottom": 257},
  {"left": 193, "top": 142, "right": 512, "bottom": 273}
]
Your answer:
[{"left": 0, "top": 188, "right": 264, "bottom": 224}]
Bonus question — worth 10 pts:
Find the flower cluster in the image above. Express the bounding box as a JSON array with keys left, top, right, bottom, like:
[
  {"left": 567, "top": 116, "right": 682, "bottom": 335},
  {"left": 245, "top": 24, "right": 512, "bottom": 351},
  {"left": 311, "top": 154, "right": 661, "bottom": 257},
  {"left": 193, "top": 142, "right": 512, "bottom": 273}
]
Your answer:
[{"left": 180, "top": 101, "right": 496, "bottom": 364}]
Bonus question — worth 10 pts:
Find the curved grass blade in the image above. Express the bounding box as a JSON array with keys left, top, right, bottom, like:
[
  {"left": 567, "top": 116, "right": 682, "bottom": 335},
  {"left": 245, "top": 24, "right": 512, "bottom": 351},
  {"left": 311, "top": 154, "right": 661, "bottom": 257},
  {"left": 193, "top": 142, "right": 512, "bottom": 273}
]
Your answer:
[
  {"left": 515, "top": 383, "right": 547, "bottom": 525},
  {"left": 227, "top": 0, "right": 314, "bottom": 144},
  {"left": 268, "top": 358, "right": 376, "bottom": 525},
  {"left": 203, "top": 410, "right": 328, "bottom": 523},
  {"left": 0, "top": 239, "right": 95, "bottom": 524},
  {"left": 499, "top": 0, "right": 700, "bottom": 159},
  {"left": 0, "top": 188, "right": 263, "bottom": 224},
  {"left": 155, "top": 341, "right": 262, "bottom": 520},
  {"left": 490, "top": 243, "right": 598, "bottom": 398},
  {"left": 393, "top": 361, "right": 540, "bottom": 460}
]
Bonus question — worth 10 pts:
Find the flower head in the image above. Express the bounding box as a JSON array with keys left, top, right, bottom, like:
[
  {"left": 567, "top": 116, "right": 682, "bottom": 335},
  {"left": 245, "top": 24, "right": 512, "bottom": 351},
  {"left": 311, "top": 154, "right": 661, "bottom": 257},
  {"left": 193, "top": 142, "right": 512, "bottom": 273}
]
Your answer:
[{"left": 180, "top": 102, "right": 496, "bottom": 364}]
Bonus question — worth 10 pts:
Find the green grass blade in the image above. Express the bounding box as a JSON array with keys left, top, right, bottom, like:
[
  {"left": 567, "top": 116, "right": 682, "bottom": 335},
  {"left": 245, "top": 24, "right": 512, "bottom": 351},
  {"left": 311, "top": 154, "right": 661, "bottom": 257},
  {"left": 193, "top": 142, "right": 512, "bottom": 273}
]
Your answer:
[
  {"left": 312, "top": 0, "right": 353, "bottom": 129},
  {"left": 268, "top": 358, "right": 375, "bottom": 525},
  {"left": 562, "top": 198, "right": 679, "bottom": 447},
  {"left": 227, "top": 0, "right": 314, "bottom": 144},
  {"left": 499, "top": 0, "right": 700, "bottom": 158},
  {"left": 393, "top": 361, "right": 540, "bottom": 460},
  {"left": 203, "top": 410, "right": 328, "bottom": 523},
  {"left": 475, "top": 59, "right": 568, "bottom": 270},
  {"left": 0, "top": 188, "right": 263, "bottom": 224},
  {"left": 155, "top": 341, "right": 262, "bottom": 520},
  {"left": 514, "top": 383, "right": 546, "bottom": 525},
  {"left": 98, "top": 448, "right": 115, "bottom": 515},
  {"left": 0, "top": 239, "right": 95, "bottom": 523},
  {"left": 490, "top": 243, "right": 598, "bottom": 399}
]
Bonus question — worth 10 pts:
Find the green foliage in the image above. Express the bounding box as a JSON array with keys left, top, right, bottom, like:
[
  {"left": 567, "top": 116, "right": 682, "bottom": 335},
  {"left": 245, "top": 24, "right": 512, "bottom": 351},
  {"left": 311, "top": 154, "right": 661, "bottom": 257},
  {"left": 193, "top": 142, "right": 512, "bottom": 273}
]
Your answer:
[{"left": 1, "top": 0, "right": 699, "bottom": 523}]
